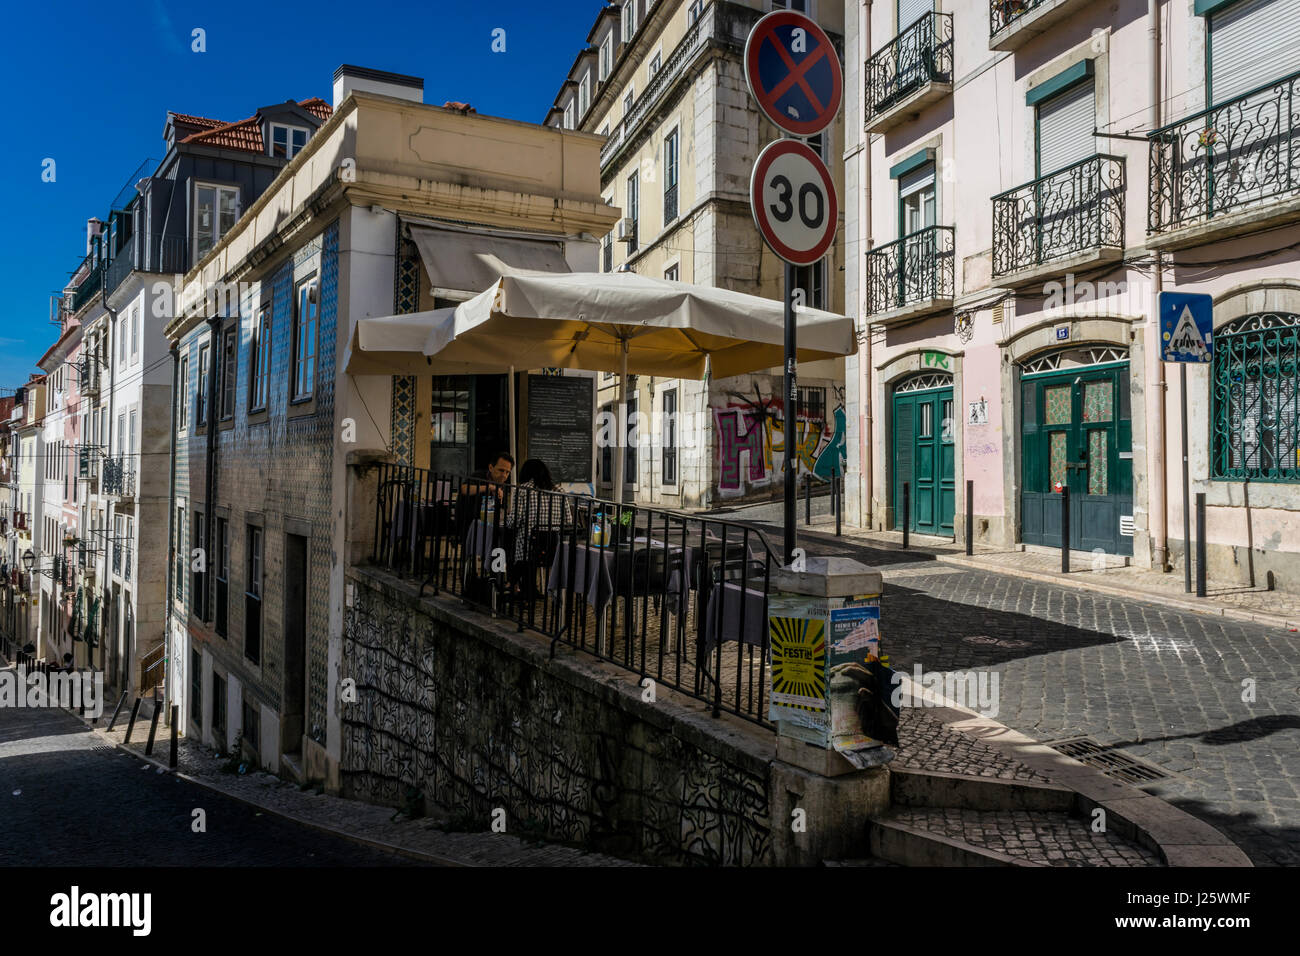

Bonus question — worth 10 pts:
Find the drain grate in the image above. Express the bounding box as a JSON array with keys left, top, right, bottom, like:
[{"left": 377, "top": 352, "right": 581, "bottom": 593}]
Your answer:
[{"left": 1044, "top": 737, "right": 1170, "bottom": 785}]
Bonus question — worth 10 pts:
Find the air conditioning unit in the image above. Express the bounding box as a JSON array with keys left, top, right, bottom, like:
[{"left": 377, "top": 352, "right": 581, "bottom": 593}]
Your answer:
[{"left": 615, "top": 218, "right": 636, "bottom": 242}]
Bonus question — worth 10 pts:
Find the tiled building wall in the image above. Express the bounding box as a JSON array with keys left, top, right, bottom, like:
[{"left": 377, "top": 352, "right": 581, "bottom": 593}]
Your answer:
[{"left": 178, "top": 220, "right": 340, "bottom": 754}]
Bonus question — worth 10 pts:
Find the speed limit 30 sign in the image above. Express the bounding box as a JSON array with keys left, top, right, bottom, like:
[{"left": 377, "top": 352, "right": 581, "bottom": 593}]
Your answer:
[{"left": 750, "top": 139, "right": 838, "bottom": 266}]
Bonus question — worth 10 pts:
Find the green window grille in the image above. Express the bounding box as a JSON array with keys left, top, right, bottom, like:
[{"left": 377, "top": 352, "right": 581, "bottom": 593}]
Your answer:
[{"left": 1212, "top": 312, "right": 1300, "bottom": 481}]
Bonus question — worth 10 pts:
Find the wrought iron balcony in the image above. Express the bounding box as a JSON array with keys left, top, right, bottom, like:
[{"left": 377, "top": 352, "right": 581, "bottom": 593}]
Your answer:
[
  {"left": 992, "top": 154, "right": 1126, "bottom": 281},
  {"left": 101, "top": 457, "right": 136, "bottom": 498},
  {"left": 77, "top": 355, "right": 101, "bottom": 395},
  {"left": 866, "top": 226, "right": 955, "bottom": 320},
  {"left": 12, "top": 511, "right": 28, "bottom": 532},
  {"left": 865, "top": 12, "right": 953, "bottom": 132},
  {"left": 1149, "top": 69, "right": 1300, "bottom": 240},
  {"left": 990, "top": 0, "right": 1040, "bottom": 36},
  {"left": 76, "top": 444, "right": 104, "bottom": 481},
  {"left": 989, "top": 0, "right": 1093, "bottom": 51},
  {"left": 664, "top": 182, "right": 679, "bottom": 225}
]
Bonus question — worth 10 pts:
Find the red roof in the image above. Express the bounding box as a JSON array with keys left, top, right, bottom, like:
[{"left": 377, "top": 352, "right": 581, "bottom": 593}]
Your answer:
[{"left": 181, "top": 99, "right": 334, "bottom": 153}]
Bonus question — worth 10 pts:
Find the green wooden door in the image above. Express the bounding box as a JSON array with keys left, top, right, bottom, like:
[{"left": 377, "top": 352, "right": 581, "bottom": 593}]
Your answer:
[
  {"left": 1020, "top": 363, "right": 1132, "bottom": 554},
  {"left": 893, "top": 384, "right": 955, "bottom": 536}
]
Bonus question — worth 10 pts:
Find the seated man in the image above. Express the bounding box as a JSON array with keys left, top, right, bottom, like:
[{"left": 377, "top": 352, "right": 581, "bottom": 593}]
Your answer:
[{"left": 456, "top": 451, "right": 515, "bottom": 542}]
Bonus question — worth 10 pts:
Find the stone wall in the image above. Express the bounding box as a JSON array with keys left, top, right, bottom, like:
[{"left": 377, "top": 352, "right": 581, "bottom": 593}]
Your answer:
[{"left": 341, "top": 566, "right": 778, "bottom": 864}]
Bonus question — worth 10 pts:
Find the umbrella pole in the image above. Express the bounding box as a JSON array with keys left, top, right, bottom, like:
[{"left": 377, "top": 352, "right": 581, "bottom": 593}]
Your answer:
[
  {"left": 508, "top": 365, "right": 517, "bottom": 479},
  {"left": 613, "top": 340, "right": 629, "bottom": 505}
]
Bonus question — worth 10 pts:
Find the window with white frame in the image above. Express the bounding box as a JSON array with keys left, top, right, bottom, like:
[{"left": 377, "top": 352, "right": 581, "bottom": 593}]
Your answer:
[
  {"left": 193, "top": 183, "right": 239, "bottom": 264},
  {"left": 270, "top": 124, "right": 309, "bottom": 159},
  {"left": 648, "top": 50, "right": 662, "bottom": 80},
  {"left": 579, "top": 73, "right": 591, "bottom": 118},
  {"left": 623, "top": 87, "right": 635, "bottom": 118},
  {"left": 130, "top": 305, "right": 139, "bottom": 359},
  {"left": 688, "top": 0, "right": 704, "bottom": 22},
  {"left": 623, "top": 0, "right": 637, "bottom": 42},
  {"left": 600, "top": 33, "right": 613, "bottom": 80},
  {"left": 563, "top": 100, "right": 575, "bottom": 129},
  {"left": 771, "top": 0, "right": 812, "bottom": 11}
]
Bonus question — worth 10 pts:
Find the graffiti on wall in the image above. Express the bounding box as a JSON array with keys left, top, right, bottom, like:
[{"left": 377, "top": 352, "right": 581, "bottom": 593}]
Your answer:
[{"left": 713, "top": 382, "right": 847, "bottom": 496}]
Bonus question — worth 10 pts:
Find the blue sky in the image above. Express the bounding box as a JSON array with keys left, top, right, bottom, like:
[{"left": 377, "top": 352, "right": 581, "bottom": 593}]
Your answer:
[{"left": 0, "top": 0, "right": 605, "bottom": 393}]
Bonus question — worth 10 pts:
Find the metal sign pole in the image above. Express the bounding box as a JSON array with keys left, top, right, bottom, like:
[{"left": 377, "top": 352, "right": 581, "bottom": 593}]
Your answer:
[
  {"left": 1181, "top": 362, "right": 1191, "bottom": 593},
  {"left": 784, "top": 261, "right": 797, "bottom": 565}
]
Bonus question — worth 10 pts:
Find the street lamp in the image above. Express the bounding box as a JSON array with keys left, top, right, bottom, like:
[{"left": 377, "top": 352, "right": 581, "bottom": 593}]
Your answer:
[{"left": 21, "top": 549, "right": 34, "bottom": 652}]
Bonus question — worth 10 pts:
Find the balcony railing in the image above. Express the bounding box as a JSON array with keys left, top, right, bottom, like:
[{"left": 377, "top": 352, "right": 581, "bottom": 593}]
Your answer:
[
  {"left": 76, "top": 444, "right": 104, "bottom": 480},
  {"left": 1149, "top": 69, "right": 1300, "bottom": 235},
  {"left": 664, "top": 182, "right": 679, "bottom": 225},
  {"left": 77, "top": 355, "right": 101, "bottom": 395},
  {"left": 13, "top": 512, "right": 27, "bottom": 532},
  {"left": 70, "top": 259, "right": 104, "bottom": 315},
  {"left": 369, "top": 463, "right": 779, "bottom": 726},
  {"left": 865, "top": 12, "right": 953, "bottom": 124},
  {"left": 104, "top": 236, "right": 190, "bottom": 298},
  {"left": 866, "top": 225, "right": 955, "bottom": 317},
  {"left": 992, "top": 154, "right": 1126, "bottom": 279},
  {"left": 990, "top": 0, "right": 1041, "bottom": 37},
  {"left": 101, "top": 457, "right": 136, "bottom": 498}
]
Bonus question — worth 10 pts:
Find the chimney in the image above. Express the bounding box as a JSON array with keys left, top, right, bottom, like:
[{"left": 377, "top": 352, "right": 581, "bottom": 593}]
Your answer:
[
  {"left": 332, "top": 65, "right": 424, "bottom": 108},
  {"left": 86, "top": 218, "right": 106, "bottom": 257}
]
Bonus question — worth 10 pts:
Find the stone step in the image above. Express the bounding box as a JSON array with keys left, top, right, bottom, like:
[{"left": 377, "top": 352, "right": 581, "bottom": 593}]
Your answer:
[
  {"left": 890, "top": 768, "right": 1076, "bottom": 812},
  {"left": 868, "top": 807, "right": 1164, "bottom": 867}
]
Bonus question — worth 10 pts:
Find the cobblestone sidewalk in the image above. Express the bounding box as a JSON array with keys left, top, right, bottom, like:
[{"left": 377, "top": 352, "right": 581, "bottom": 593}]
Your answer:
[
  {"left": 794, "top": 518, "right": 1300, "bottom": 629},
  {"left": 91, "top": 717, "right": 640, "bottom": 867}
]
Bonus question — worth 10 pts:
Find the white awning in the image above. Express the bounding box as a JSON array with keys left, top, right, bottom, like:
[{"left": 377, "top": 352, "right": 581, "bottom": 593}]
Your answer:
[{"left": 408, "top": 224, "right": 571, "bottom": 295}]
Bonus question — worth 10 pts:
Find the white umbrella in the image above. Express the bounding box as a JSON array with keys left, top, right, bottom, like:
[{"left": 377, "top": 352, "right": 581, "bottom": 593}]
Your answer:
[{"left": 350, "top": 272, "right": 857, "bottom": 502}]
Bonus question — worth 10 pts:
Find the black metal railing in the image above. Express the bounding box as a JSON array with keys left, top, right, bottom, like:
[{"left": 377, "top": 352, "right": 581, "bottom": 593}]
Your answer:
[
  {"left": 76, "top": 444, "right": 104, "bottom": 480},
  {"left": 101, "top": 457, "right": 136, "bottom": 498},
  {"left": 865, "top": 12, "right": 953, "bottom": 122},
  {"left": 866, "top": 225, "right": 955, "bottom": 315},
  {"left": 990, "top": 0, "right": 1042, "bottom": 36},
  {"left": 369, "top": 463, "right": 777, "bottom": 726},
  {"left": 992, "top": 154, "right": 1125, "bottom": 278},
  {"left": 70, "top": 260, "right": 104, "bottom": 315},
  {"left": 77, "top": 355, "right": 101, "bottom": 395},
  {"left": 664, "top": 182, "right": 679, "bottom": 224},
  {"left": 1149, "top": 69, "right": 1300, "bottom": 234}
]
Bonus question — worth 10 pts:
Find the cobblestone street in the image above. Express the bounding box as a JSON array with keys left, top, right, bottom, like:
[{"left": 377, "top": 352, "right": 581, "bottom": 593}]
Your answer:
[
  {"left": 787, "top": 525, "right": 1300, "bottom": 867},
  {"left": 0, "top": 703, "right": 431, "bottom": 866}
]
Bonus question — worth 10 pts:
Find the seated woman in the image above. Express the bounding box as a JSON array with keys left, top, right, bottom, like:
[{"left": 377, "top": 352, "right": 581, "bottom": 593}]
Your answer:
[{"left": 506, "top": 459, "right": 572, "bottom": 598}]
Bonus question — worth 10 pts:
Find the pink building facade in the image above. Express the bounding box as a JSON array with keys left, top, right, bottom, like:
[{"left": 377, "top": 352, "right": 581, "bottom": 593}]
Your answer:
[{"left": 843, "top": 0, "right": 1300, "bottom": 590}]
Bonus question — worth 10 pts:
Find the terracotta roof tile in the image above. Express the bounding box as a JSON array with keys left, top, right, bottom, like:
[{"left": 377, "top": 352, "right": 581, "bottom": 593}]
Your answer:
[{"left": 180, "top": 99, "right": 333, "bottom": 153}]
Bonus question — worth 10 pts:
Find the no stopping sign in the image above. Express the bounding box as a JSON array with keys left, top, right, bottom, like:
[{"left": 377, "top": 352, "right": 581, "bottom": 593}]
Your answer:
[{"left": 750, "top": 139, "right": 838, "bottom": 266}]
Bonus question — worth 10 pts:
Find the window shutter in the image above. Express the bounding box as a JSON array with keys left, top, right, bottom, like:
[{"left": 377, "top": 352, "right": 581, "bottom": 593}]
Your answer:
[
  {"left": 898, "top": 0, "right": 932, "bottom": 32},
  {"left": 1210, "top": 0, "right": 1300, "bottom": 105},
  {"left": 1036, "top": 80, "right": 1095, "bottom": 177}
]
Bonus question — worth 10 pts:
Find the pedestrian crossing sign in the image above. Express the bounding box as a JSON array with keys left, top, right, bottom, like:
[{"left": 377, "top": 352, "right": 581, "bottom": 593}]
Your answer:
[{"left": 1159, "top": 292, "right": 1214, "bottom": 363}]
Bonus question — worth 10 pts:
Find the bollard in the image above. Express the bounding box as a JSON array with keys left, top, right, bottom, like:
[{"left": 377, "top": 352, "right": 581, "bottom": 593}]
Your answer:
[
  {"left": 145, "top": 699, "right": 162, "bottom": 756},
  {"left": 107, "top": 692, "right": 129, "bottom": 731},
  {"left": 1061, "top": 486, "right": 1071, "bottom": 573},
  {"left": 1196, "top": 493, "right": 1207, "bottom": 598},
  {"left": 902, "top": 482, "right": 910, "bottom": 551},
  {"left": 170, "top": 705, "right": 179, "bottom": 769},
  {"left": 124, "top": 697, "right": 142, "bottom": 744},
  {"left": 835, "top": 467, "right": 842, "bottom": 537},
  {"left": 965, "top": 480, "right": 974, "bottom": 556}
]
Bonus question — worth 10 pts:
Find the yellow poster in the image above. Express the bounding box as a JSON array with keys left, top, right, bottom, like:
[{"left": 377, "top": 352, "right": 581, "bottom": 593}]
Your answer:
[{"left": 769, "top": 616, "right": 827, "bottom": 713}]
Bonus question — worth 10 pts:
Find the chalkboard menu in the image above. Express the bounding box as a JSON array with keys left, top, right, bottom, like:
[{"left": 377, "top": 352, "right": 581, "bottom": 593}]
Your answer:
[{"left": 527, "top": 375, "right": 594, "bottom": 482}]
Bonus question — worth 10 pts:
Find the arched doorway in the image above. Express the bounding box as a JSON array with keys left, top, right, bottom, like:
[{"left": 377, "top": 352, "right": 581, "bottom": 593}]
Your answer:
[
  {"left": 1019, "top": 346, "right": 1133, "bottom": 555},
  {"left": 893, "top": 372, "right": 955, "bottom": 536}
]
